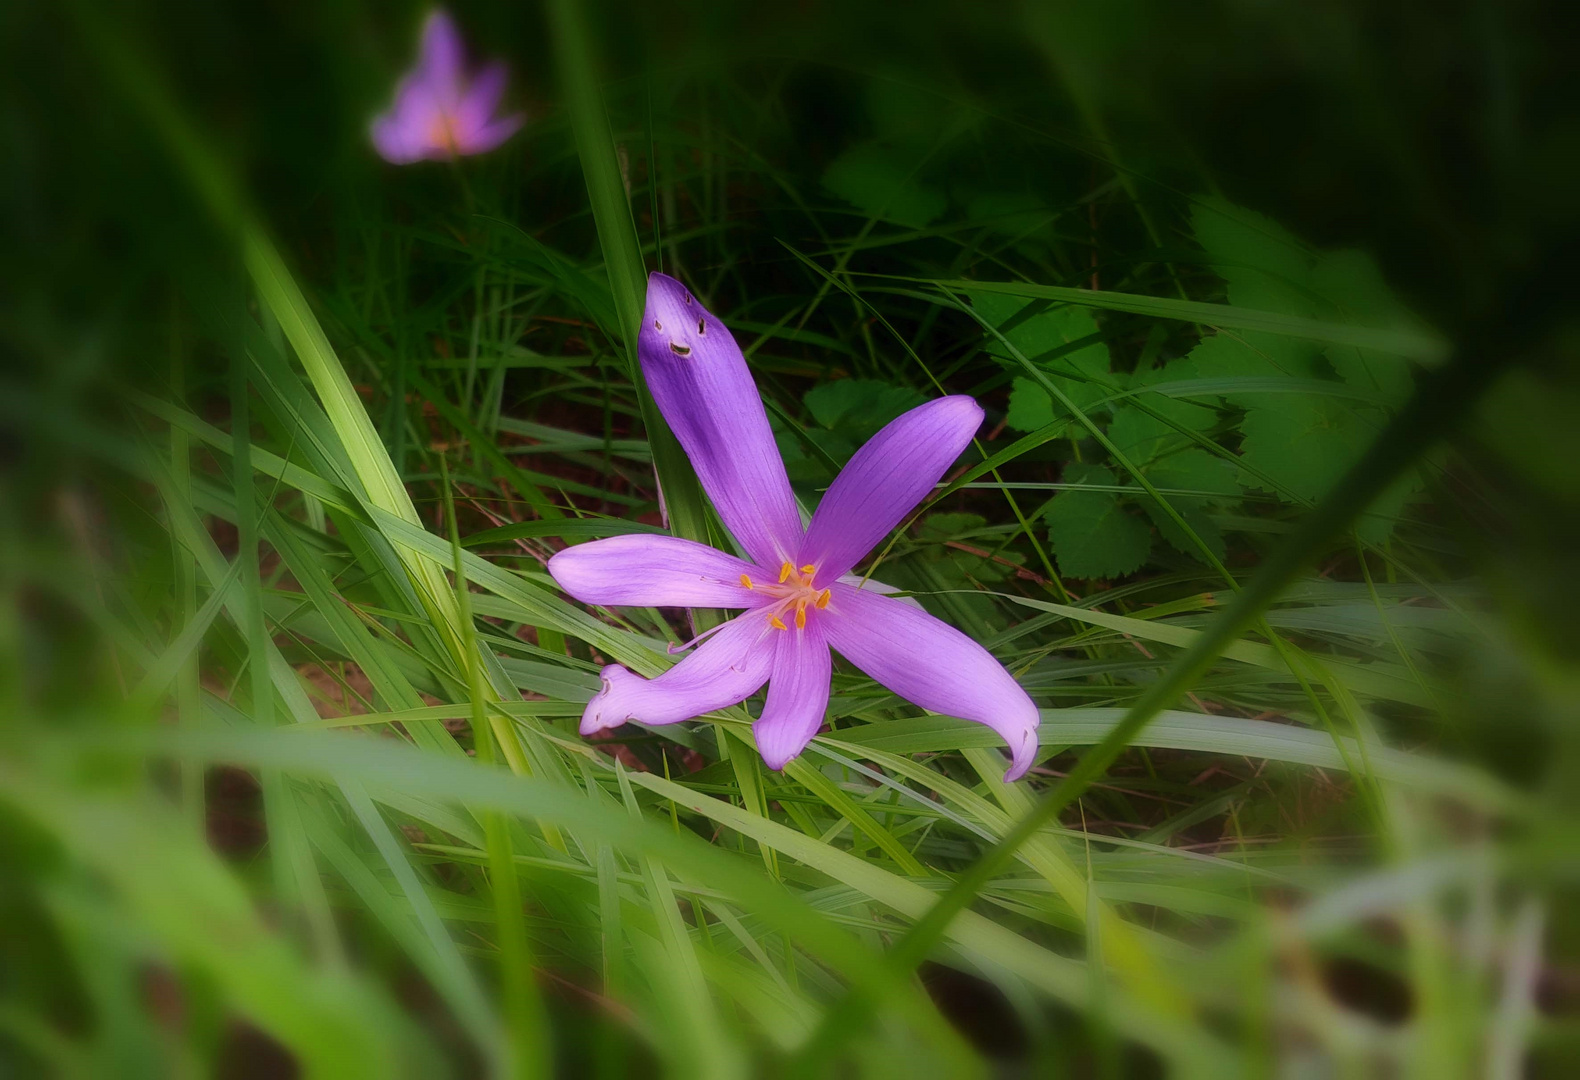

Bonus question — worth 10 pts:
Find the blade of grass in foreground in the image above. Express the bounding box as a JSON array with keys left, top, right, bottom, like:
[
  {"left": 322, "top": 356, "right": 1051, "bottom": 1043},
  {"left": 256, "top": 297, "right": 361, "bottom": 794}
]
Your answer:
[
  {"left": 0, "top": 766, "right": 405, "bottom": 1080},
  {"left": 789, "top": 337, "right": 1511, "bottom": 1071},
  {"left": 99, "top": 722, "right": 982, "bottom": 1066},
  {"left": 442, "top": 459, "right": 551, "bottom": 1080}
]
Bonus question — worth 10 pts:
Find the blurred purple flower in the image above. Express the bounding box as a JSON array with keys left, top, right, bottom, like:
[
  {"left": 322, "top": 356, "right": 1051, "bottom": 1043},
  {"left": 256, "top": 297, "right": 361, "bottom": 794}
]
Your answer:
[
  {"left": 548, "top": 274, "right": 1041, "bottom": 779},
  {"left": 371, "top": 10, "right": 523, "bottom": 164}
]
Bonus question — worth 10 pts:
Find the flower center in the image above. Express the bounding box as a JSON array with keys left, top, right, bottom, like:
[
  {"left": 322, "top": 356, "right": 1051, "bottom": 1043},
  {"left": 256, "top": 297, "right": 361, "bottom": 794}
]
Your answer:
[
  {"left": 739, "top": 562, "right": 830, "bottom": 631},
  {"left": 428, "top": 111, "right": 461, "bottom": 156}
]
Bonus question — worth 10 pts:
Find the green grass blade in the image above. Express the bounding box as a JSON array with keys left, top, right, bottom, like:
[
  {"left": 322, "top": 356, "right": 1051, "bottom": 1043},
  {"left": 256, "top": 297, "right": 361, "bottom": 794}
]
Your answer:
[
  {"left": 927, "top": 277, "right": 1447, "bottom": 361},
  {"left": 544, "top": 0, "right": 711, "bottom": 558}
]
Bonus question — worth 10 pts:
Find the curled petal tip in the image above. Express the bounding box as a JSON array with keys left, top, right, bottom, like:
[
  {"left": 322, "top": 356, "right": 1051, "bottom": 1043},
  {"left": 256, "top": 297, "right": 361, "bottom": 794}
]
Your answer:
[
  {"left": 579, "top": 666, "right": 634, "bottom": 735},
  {"left": 1000, "top": 700, "right": 1041, "bottom": 782},
  {"left": 1002, "top": 726, "right": 1039, "bottom": 782}
]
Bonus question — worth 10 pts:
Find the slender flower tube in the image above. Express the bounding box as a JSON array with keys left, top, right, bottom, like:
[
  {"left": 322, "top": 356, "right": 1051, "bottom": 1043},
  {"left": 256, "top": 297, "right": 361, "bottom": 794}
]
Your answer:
[
  {"left": 548, "top": 274, "right": 1041, "bottom": 779},
  {"left": 370, "top": 10, "right": 523, "bottom": 164}
]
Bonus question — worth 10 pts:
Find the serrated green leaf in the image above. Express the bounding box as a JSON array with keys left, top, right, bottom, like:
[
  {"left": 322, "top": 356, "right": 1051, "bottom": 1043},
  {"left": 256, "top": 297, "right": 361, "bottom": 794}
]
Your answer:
[
  {"left": 804, "top": 378, "right": 928, "bottom": 443},
  {"left": 1145, "top": 448, "right": 1242, "bottom": 504},
  {"left": 1143, "top": 448, "right": 1238, "bottom": 562},
  {"left": 973, "top": 294, "right": 1109, "bottom": 371},
  {"left": 1043, "top": 465, "right": 1152, "bottom": 579},
  {"left": 1191, "top": 196, "right": 1315, "bottom": 315},
  {"left": 1004, "top": 375, "right": 1062, "bottom": 434},
  {"left": 969, "top": 295, "right": 1113, "bottom": 425}
]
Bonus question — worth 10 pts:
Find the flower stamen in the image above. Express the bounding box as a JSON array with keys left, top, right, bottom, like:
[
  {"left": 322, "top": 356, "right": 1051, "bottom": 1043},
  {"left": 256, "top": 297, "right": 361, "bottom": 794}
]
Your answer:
[
  {"left": 779, "top": 561, "right": 794, "bottom": 583},
  {"left": 768, "top": 613, "right": 788, "bottom": 631},
  {"left": 740, "top": 573, "right": 753, "bottom": 589},
  {"left": 815, "top": 589, "right": 831, "bottom": 609}
]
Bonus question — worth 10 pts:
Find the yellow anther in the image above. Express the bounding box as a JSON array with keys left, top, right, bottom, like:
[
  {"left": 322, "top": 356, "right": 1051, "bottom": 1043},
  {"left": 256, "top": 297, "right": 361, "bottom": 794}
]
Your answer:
[
  {"left": 795, "top": 605, "right": 807, "bottom": 630},
  {"left": 739, "top": 574, "right": 753, "bottom": 589},
  {"left": 815, "top": 589, "right": 831, "bottom": 609},
  {"left": 800, "top": 564, "right": 816, "bottom": 575},
  {"left": 768, "top": 613, "right": 788, "bottom": 631},
  {"left": 779, "top": 562, "right": 794, "bottom": 583}
]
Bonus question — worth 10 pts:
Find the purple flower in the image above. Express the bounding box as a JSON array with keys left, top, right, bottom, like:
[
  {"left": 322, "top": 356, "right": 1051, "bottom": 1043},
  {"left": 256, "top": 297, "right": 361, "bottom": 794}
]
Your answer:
[
  {"left": 548, "top": 274, "right": 1041, "bottom": 780},
  {"left": 370, "top": 10, "right": 523, "bottom": 164}
]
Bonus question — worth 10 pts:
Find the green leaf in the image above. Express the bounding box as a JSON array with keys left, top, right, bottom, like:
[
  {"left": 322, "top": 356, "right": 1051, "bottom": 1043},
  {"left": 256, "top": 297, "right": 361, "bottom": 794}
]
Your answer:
[
  {"left": 1141, "top": 449, "right": 1241, "bottom": 562},
  {"left": 1104, "top": 400, "right": 1202, "bottom": 467},
  {"left": 803, "top": 379, "right": 928, "bottom": 443},
  {"left": 1145, "top": 448, "right": 1242, "bottom": 504},
  {"left": 1187, "top": 333, "right": 1326, "bottom": 408},
  {"left": 1191, "top": 196, "right": 1315, "bottom": 315},
  {"left": 969, "top": 294, "right": 1112, "bottom": 414},
  {"left": 1004, "top": 376, "right": 1060, "bottom": 434},
  {"left": 1238, "top": 396, "right": 1377, "bottom": 501},
  {"left": 822, "top": 143, "right": 947, "bottom": 228},
  {"left": 1043, "top": 465, "right": 1151, "bottom": 579},
  {"left": 1309, "top": 249, "right": 1418, "bottom": 405}
]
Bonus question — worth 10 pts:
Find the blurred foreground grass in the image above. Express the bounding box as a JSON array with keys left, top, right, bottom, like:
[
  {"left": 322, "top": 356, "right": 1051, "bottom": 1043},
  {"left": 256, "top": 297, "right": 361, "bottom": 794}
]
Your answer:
[{"left": 2, "top": 1, "right": 1578, "bottom": 1076}]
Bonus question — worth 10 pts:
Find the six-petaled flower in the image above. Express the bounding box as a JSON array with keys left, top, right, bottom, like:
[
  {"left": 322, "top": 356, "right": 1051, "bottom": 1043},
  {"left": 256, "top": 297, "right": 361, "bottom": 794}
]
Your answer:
[
  {"left": 548, "top": 274, "right": 1041, "bottom": 780},
  {"left": 371, "top": 10, "right": 523, "bottom": 164}
]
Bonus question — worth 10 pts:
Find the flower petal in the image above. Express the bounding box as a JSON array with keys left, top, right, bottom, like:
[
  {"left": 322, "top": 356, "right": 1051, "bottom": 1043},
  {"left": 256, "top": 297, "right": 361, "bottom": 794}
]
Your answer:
[
  {"left": 753, "top": 620, "right": 831, "bottom": 771},
  {"left": 580, "top": 613, "right": 772, "bottom": 735},
  {"left": 456, "top": 113, "right": 524, "bottom": 156},
  {"left": 370, "top": 75, "right": 444, "bottom": 163},
  {"left": 799, "top": 396, "right": 982, "bottom": 581},
  {"left": 548, "top": 534, "right": 759, "bottom": 608},
  {"left": 834, "top": 573, "right": 923, "bottom": 610},
  {"left": 821, "top": 582, "right": 1039, "bottom": 780},
  {"left": 639, "top": 273, "right": 804, "bottom": 568},
  {"left": 455, "top": 61, "right": 509, "bottom": 134},
  {"left": 416, "top": 10, "right": 466, "bottom": 106}
]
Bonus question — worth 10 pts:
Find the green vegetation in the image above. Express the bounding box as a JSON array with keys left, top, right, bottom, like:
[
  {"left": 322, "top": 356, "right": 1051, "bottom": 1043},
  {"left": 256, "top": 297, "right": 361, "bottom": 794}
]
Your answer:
[{"left": 2, "top": 2, "right": 1576, "bottom": 1076}]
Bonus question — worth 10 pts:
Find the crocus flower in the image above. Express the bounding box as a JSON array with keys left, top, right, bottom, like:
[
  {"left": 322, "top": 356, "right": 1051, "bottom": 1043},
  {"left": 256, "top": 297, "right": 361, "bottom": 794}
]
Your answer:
[
  {"left": 548, "top": 274, "right": 1041, "bottom": 779},
  {"left": 371, "top": 10, "right": 523, "bottom": 164}
]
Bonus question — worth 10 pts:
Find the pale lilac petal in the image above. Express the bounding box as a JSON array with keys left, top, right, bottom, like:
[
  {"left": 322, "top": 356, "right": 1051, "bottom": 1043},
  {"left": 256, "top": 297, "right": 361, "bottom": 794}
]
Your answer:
[
  {"left": 834, "top": 573, "right": 924, "bottom": 610},
  {"left": 799, "top": 397, "right": 982, "bottom": 581},
  {"left": 455, "top": 62, "right": 509, "bottom": 134},
  {"left": 548, "top": 534, "right": 759, "bottom": 609},
  {"left": 456, "top": 113, "right": 524, "bottom": 156},
  {"left": 417, "top": 10, "right": 466, "bottom": 107},
  {"left": 753, "top": 620, "right": 831, "bottom": 770},
  {"left": 638, "top": 273, "right": 804, "bottom": 568},
  {"left": 370, "top": 91, "right": 441, "bottom": 164},
  {"left": 822, "top": 582, "right": 1040, "bottom": 780},
  {"left": 580, "top": 613, "right": 772, "bottom": 735}
]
